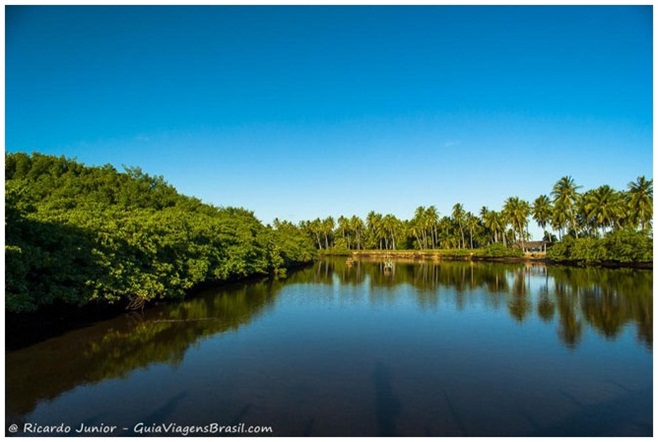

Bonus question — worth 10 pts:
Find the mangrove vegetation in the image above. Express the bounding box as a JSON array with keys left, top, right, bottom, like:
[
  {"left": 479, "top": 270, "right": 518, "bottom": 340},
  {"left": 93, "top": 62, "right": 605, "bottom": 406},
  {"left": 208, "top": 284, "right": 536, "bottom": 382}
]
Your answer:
[{"left": 5, "top": 152, "right": 315, "bottom": 313}]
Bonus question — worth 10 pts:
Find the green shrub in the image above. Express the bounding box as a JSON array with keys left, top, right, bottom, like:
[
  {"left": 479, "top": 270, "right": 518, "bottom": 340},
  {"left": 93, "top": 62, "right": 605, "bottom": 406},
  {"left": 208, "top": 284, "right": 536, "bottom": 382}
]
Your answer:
[
  {"left": 547, "top": 230, "right": 652, "bottom": 264},
  {"left": 569, "top": 237, "right": 609, "bottom": 264},
  {"left": 602, "top": 229, "right": 652, "bottom": 263},
  {"left": 481, "top": 243, "right": 524, "bottom": 258},
  {"left": 546, "top": 236, "right": 575, "bottom": 261}
]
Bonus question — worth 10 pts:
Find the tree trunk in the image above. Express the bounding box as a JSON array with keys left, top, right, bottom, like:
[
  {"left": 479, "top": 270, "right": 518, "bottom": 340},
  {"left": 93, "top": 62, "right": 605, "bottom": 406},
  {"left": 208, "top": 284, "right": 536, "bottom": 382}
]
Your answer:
[
  {"left": 518, "top": 224, "right": 524, "bottom": 251},
  {"left": 414, "top": 233, "right": 422, "bottom": 250}
]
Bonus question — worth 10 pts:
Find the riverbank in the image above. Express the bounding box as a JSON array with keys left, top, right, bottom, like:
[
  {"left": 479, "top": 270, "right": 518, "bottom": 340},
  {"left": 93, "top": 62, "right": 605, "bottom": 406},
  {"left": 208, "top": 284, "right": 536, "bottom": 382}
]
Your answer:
[
  {"left": 320, "top": 249, "right": 546, "bottom": 261},
  {"left": 319, "top": 249, "right": 652, "bottom": 269},
  {"left": 6, "top": 261, "right": 315, "bottom": 351}
]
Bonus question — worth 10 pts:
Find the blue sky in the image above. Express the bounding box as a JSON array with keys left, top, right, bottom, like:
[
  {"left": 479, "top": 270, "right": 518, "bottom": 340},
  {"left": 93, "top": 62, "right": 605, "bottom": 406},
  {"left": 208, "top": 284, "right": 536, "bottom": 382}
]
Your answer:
[{"left": 6, "top": 6, "right": 653, "bottom": 238}]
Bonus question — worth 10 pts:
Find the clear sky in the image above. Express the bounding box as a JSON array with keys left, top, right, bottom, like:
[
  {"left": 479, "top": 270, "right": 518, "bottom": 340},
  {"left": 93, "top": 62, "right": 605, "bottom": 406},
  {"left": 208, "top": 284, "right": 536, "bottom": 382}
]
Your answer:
[{"left": 6, "top": 6, "right": 653, "bottom": 238}]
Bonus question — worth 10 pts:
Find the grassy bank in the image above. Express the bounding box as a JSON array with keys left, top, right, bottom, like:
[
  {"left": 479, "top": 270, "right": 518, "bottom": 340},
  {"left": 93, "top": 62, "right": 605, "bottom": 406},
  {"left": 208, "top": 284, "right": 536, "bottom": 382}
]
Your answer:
[{"left": 318, "top": 245, "right": 540, "bottom": 261}]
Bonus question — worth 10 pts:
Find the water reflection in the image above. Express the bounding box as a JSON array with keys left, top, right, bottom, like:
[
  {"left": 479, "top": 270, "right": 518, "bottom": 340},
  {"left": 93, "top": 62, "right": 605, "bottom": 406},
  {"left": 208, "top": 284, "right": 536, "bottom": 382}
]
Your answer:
[
  {"left": 6, "top": 278, "right": 281, "bottom": 420},
  {"left": 6, "top": 259, "right": 652, "bottom": 429},
  {"left": 315, "top": 259, "right": 652, "bottom": 349}
]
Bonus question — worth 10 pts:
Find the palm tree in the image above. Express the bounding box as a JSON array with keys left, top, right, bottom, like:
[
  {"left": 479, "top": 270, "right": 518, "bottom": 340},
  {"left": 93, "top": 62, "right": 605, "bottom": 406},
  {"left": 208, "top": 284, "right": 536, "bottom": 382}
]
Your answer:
[
  {"left": 452, "top": 203, "right": 466, "bottom": 249},
  {"left": 583, "top": 185, "right": 622, "bottom": 237},
  {"left": 437, "top": 216, "right": 455, "bottom": 248},
  {"left": 381, "top": 214, "right": 401, "bottom": 250},
  {"left": 532, "top": 195, "right": 552, "bottom": 238},
  {"left": 482, "top": 209, "right": 504, "bottom": 244},
  {"left": 465, "top": 212, "right": 480, "bottom": 249},
  {"left": 551, "top": 206, "right": 568, "bottom": 240},
  {"left": 322, "top": 216, "right": 335, "bottom": 249},
  {"left": 412, "top": 206, "right": 428, "bottom": 249},
  {"left": 480, "top": 207, "right": 492, "bottom": 244},
  {"left": 426, "top": 205, "right": 439, "bottom": 249},
  {"left": 503, "top": 197, "right": 530, "bottom": 250},
  {"left": 627, "top": 176, "right": 653, "bottom": 232},
  {"left": 337, "top": 215, "right": 350, "bottom": 248},
  {"left": 302, "top": 218, "right": 324, "bottom": 249},
  {"left": 349, "top": 215, "right": 366, "bottom": 250},
  {"left": 551, "top": 176, "right": 582, "bottom": 238},
  {"left": 366, "top": 211, "right": 384, "bottom": 250}
]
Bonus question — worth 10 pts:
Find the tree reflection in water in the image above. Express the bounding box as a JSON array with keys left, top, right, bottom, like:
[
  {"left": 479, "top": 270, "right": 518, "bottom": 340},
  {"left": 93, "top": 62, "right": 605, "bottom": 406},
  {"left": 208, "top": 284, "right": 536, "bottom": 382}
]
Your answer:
[
  {"left": 6, "top": 259, "right": 651, "bottom": 423},
  {"left": 317, "top": 258, "right": 652, "bottom": 349}
]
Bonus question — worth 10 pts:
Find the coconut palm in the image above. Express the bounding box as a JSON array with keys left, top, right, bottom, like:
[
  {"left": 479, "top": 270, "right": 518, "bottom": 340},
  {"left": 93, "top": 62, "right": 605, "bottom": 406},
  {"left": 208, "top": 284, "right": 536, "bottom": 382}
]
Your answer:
[
  {"left": 627, "top": 176, "right": 653, "bottom": 232},
  {"left": 305, "top": 218, "right": 324, "bottom": 249},
  {"left": 426, "top": 205, "right": 439, "bottom": 248},
  {"left": 583, "top": 185, "right": 623, "bottom": 237},
  {"left": 532, "top": 195, "right": 552, "bottom": 236},
  {"left": 321, "top": 216, "right": 335, "bottom": 249},
  {"left": 437, "top": 216, "right": 455, "bottom": 248},
  {"left": 411, "top": 206, "right": 430, "bottom": 249},
  {"left": 349, "top": 215, "right": 366, "bottom": 250},
  {"left": 482, "top": 209, "right": 504, "bottom": 244},
  {"left": 551, "top": 176, "right": 582, "bottom": 238},
  {"left": 465, "top": 212, "right": 480, "bottom": 249},
  {"left": 366, "top": 211, "right": 384, "bottom": 249},
  {"left": 452, "top": 203, "right": 466, "bottom": 249},
  {"left": 337, "top": 215, "right": 351, "bottom": 248},
  {"left": 381, "top": 214, "right": 401, "bottom": 250},
  {"left": 551, "top": 206, "right": 568, "bottom": 240},
  {"left": 503, "top": 197, "right": 530, "bottom": 249}
]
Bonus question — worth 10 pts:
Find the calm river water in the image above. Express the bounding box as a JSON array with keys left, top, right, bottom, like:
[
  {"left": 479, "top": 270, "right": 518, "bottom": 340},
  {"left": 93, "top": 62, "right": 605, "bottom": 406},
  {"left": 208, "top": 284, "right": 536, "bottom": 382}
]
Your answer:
[{"left": 6, "top": 259, "right": 652, "bottom": 436}]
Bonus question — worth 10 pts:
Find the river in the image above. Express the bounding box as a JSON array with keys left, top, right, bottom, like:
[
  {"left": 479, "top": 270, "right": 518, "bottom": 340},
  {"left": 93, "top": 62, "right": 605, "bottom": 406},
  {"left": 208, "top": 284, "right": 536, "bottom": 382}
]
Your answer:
[{"left": 5, "top": 259, "right": 652, "bottom": 436}]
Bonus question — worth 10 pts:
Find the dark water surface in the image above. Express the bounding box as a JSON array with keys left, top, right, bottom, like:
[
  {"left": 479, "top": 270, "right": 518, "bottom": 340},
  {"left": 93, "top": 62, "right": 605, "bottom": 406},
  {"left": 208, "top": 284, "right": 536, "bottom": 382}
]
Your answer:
[{"left": 6, "top": 259, "right": 652, "bottom": 436}]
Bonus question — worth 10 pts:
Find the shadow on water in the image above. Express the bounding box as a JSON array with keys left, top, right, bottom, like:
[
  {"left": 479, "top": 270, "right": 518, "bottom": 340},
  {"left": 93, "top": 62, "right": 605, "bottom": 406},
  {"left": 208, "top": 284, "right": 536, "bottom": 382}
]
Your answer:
[
  {"left": 441, "top": 388, "right": 468, "bottom": 436},
  {"left": 229, "top": 404, "right": 252, "bottom": 426},
  {"left": 302, "top": 417, "right": 315, "bottom": 437},
  {"left": 371, "top": 361, "right": 402, "bottom": 436},
  {"left": 142, "top": 392, "right": 189, "bottom": 425}
]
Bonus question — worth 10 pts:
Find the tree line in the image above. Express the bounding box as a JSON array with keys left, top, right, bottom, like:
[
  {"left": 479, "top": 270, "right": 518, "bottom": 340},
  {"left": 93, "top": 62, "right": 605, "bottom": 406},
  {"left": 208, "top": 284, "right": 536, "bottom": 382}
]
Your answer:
[
  {"left": 299, "top": 175, "right": 652, "bottom": 262},
  {"left": 5, "top": 152, "right": 315, "bottom": 313},
  {"left": 301, "top": 176, "right": 652, "bottom": 251}
]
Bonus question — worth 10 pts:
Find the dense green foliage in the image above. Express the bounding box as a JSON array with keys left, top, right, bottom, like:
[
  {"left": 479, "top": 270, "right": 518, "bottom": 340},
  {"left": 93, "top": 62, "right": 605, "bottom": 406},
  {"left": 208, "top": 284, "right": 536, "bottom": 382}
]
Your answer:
[
  {"left": 5, "top": 152, "right": 314, "bottom": 313},
  {"left": 547, "top": 229, "right": 653, "bottom": 264},
  {"left": 479, "top": 243, "right": 525, "bottom": 258}
]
